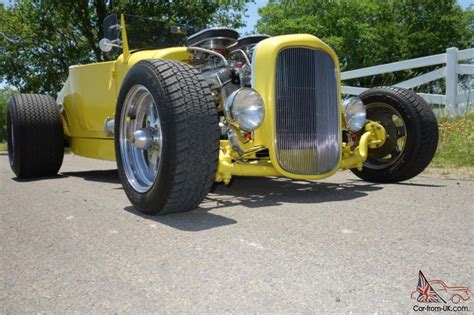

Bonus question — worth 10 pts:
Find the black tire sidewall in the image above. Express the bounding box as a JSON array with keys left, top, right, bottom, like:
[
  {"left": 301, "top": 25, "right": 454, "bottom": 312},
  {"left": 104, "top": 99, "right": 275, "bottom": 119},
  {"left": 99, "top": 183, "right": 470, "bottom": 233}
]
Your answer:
[
  {"left": 363, "top": 92, "right": 420, "bottom": 176},
  {"left": 6, "top": 94, "right": 64, "bottom": 178},
  {"left": 7, "top": 98, "right": 21, "bottom": 175},
  {"left": 352, "top": 88, "right": 435, "bottom": 182},
  {"left": 115, "top": 62, "right": 175, "bottom": 212}
]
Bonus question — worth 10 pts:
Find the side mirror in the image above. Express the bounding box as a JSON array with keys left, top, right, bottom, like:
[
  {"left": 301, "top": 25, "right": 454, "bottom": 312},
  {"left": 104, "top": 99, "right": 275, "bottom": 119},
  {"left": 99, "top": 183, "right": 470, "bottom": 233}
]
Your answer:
[
  {"left": 99, "top": 38, "right": 122, "bottom": 52},
  {"left": 101, "top": 14, "right": 121, "bottom": 54}
]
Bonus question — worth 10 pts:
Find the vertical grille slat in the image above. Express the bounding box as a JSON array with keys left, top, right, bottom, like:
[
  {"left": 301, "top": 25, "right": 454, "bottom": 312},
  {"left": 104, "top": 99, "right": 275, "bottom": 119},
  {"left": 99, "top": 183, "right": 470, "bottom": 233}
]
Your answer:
[{"left": 275, "top": 48, "right": 340, "bottom": 175}]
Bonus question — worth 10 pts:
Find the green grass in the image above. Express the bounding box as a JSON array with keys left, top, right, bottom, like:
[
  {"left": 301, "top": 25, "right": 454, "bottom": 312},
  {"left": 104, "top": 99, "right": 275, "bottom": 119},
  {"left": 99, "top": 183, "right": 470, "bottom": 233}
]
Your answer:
[{"left": 432, "top": 112, "right": 474, "bottom": 167}]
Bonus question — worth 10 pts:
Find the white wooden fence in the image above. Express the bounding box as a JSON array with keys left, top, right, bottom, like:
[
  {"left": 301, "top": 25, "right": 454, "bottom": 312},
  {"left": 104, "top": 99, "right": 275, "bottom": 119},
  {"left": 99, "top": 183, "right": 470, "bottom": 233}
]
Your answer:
[{"left": 341, "top": 47, "right": 474, "bottom": 116}]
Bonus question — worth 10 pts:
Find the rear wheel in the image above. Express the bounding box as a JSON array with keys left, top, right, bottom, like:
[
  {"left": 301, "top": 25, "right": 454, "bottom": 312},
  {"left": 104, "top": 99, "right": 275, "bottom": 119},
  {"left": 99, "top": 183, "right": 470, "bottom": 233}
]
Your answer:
[
  {"left": 7, "top": 94, "right": 64, "bottom": 178},
  {"left": 115, "top": 59, "right": 219, "bottom": 215},
  {"left": 450, "top": 294, "right": 461, "bottom": 304},
  {"left": 351, "top": 87, "right": 438, "bottom": 182}
]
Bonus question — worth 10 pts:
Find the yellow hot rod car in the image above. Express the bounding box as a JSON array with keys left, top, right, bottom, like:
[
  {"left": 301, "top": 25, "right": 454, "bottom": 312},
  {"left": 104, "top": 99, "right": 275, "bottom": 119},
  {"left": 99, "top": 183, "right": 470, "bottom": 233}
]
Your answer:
[{"left": 6, "top": 14, "right": 438, "bottom": 215}]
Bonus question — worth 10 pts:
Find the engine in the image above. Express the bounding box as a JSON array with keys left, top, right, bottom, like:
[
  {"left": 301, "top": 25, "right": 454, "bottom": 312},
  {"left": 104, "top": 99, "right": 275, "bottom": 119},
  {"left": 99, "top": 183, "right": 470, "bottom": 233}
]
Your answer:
[{"left": 186, "top": 28, "right": 270, "bottom": 154}]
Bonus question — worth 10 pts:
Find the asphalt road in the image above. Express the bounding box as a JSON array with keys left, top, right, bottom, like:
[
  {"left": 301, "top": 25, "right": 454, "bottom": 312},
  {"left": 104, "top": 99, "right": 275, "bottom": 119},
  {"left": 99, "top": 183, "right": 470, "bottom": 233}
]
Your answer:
[{"left": 1, "top": 153, "right": 473, "bottom": 313}]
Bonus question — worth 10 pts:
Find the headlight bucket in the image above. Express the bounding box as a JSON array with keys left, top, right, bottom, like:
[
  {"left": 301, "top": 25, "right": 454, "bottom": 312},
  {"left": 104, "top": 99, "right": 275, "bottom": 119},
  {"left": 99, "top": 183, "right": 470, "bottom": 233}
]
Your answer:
[
  {"left": 342, "top": 97, "right": 367, "bottom": 131},
  {"left": 224, "top": 88, "right": 265, "bottom": 132}
]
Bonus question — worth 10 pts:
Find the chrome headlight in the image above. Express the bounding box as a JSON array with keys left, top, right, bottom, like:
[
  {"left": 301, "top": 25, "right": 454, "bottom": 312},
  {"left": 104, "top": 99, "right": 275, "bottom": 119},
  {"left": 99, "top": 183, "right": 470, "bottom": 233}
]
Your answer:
[
  {"left": 342, "top": 97, "right": 366, "bottom": 131},
  {"left": 224, "top": 88, "right": 265, "bottom": 131}
]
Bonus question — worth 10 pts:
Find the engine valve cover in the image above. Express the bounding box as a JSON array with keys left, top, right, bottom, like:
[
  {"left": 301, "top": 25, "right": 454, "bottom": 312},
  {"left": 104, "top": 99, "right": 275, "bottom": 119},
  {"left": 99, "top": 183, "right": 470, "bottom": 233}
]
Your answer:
[
  {"left": 186, "top": 28, "right": 239, "bottom": 50},
  {"left": 229, "top": 34, "right": 270, "bottom": 56}
]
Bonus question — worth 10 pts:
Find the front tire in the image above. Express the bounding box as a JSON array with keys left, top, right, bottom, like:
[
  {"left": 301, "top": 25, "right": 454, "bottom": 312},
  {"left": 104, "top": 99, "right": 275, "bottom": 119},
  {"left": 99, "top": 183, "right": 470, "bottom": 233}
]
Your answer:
[
  {"left": 7, "top": 94, "right": 64, "bottom": 178},
  {"left": 351, "top": 87, "right": 438, "bottom": 182},
  {"left": 115, "top": 59, "right": 219, "bottom": 215}
]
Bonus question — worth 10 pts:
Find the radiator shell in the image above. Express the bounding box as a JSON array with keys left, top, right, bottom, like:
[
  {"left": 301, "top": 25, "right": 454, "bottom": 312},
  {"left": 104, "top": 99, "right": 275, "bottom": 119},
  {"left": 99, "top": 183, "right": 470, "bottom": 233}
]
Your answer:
[
  {"left": 275, "top": 48, "right": 340, "bottom": 175},
  {"left": 251, "top": 34, "right": 342, "bottom": 180}
]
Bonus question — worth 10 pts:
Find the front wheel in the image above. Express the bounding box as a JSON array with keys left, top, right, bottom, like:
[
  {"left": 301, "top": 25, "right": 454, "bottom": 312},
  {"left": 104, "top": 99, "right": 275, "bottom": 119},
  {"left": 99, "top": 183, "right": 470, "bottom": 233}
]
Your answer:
[
  {"left": 351, "top": 87, "right": 438, "bottom": 182},
  {"left": 115, "top": 59, "right": 219, "bottom": 215}
]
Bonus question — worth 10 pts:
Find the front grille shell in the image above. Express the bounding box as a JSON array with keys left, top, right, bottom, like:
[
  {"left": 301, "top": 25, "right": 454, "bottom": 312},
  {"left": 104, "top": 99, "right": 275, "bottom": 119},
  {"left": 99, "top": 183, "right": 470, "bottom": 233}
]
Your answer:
[{"left": 274, "top": 48, "right": 340, "bottom": 175}]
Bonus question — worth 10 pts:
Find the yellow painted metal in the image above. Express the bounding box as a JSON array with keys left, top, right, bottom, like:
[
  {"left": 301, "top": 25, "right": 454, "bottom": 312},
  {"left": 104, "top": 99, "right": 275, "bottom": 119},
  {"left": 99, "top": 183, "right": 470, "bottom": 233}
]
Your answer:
[
  {"left": 57, "top": 15, "right": 191, "bottom": 160},
  {"left": 216, "top": 122, "right": 386, "bottom": 183},
  {"left": 339, "top": 121, "right": 386, "bottom": 170},
  {"left": 69, "top": 138, "right": 115, "bottom": 161},
  {"left": 57, "top": 61, "right": 117, "bottom": 139},
  {"left": 120, "top": 14, "right": 130, "bottom": 61},
  {"left": 216, "top": 141, "right": 279, "bottom": 184},
  {"left": 57, "top": 19, "right": 387, "bottom": 181},
  {"left": 251, "top": 34, "right": 343, "bottom": 180}
]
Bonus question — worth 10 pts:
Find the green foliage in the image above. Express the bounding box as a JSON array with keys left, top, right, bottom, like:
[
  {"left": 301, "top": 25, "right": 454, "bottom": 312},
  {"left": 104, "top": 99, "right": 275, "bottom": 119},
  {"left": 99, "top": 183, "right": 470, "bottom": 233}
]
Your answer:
[
  {"left": 0, "top": 86, "right": 17, "bottom": 142},
  {"left": 433, "top": 112, "right": 474, "bottom": 167},
  {"left": 257, "top": 0, "right": 473, "bottom": 88},
  {"left": 0, "top": 0, "right": 252, "bottom": 95}
]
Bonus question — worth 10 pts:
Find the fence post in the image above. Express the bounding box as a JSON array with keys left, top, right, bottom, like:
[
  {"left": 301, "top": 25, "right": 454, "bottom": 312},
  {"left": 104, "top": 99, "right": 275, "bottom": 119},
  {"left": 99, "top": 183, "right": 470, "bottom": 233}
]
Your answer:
[{"left": 445, "top": 47, "right": 458, "bottom": 116}]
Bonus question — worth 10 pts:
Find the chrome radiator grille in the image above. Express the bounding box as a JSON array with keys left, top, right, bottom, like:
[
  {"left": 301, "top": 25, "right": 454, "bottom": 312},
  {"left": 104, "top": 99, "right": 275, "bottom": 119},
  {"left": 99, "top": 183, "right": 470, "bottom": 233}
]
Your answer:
[{"left": 275, "top": 48, "right": 340, "bottom": 175}]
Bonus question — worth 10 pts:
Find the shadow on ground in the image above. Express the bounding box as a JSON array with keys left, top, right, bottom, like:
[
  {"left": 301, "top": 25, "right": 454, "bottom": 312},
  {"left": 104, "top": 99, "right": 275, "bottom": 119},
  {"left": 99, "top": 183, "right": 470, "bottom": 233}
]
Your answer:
[
  {"left": 16, "top": 168, "right": 445, "bottom": 231},
  {"left": 61, "top": 170, "right": 120, "bottom": 184},
  {"left": 12, "top": 174, "right": 69, "bottom": 182},
  {"left": 61, "top": 170, "right": 386, "bottom": 205},
  {"left": 124, "top": 206, "right": 238, "bottom": 232},
  {"left": 125, "top": 176, "right": 389, "bottom": 231},
  {"left": 204, "top": 176, "right": 384, "bottom": 210},
  {"left": 10, "top": 169, "right": 119, "bottom": 183},
  {"left": 347, "top": 178, "right": 445, "bottom": 188}
]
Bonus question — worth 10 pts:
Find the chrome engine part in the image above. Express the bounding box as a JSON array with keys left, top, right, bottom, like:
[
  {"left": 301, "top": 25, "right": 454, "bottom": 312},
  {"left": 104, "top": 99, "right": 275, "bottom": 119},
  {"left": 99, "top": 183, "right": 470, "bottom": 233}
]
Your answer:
[
  {"left": 186, "top": 28, "right": 270, "bottom": 155},
  {"left": 187, "top": 28, "right": 240, "bottom": 112},
  {"left": 229, "top": 35, "right": 270, "bottom": 88},
  {"left": 186, "top": 28, "right": 239, "bottom": 51},
  {"left": 229, "top": 35, "right": 270, "bottom": 60}
]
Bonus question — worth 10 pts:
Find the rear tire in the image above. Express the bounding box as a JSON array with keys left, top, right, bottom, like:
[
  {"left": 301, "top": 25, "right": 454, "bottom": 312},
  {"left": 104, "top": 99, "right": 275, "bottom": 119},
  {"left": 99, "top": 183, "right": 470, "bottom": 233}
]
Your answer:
[
  {"left": 450, "top": 294, "right": 461, "bottom": 304},
  {"left": 351, "top": 87, "right": 438, "bottom": 182},
  {"left": 115, "top": 59, "right": 219, "bottom": 215},
  {"left": 7, "top": 94, "right": 64, "bottom": 177}
]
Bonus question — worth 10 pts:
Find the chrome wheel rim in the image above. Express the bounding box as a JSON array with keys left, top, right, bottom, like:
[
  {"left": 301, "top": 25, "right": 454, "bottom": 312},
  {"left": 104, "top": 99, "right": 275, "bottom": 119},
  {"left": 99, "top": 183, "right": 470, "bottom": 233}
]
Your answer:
[
  {"left": 364, "top": 103, "right": 407, "bottom": 170},
  {"left": 120, "top": 85, "right": 163, "bottom": 193}
]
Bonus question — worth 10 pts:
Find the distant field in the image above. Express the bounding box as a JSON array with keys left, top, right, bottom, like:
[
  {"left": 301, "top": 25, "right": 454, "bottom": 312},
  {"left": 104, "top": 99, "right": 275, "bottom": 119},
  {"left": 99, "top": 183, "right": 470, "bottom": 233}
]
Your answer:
[{"left": 0, "top": 142, "right": 6, "bottom": 151}]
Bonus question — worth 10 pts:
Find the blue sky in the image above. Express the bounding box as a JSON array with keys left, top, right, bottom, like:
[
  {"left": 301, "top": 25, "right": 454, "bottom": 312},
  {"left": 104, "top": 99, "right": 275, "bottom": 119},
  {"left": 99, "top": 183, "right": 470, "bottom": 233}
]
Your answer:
[
  {"left": 458, "top": 0, "right": 474, "bottom": 9},
  {"left": 238, "top": 0, "right": 269, "bottom": 34}
]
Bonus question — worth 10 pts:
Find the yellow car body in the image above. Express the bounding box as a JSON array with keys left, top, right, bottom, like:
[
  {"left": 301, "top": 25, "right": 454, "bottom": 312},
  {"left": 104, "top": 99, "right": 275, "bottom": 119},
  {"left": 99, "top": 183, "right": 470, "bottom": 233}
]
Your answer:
[{"left": 56, "top": 16, "right": 386, "bottom": 184}]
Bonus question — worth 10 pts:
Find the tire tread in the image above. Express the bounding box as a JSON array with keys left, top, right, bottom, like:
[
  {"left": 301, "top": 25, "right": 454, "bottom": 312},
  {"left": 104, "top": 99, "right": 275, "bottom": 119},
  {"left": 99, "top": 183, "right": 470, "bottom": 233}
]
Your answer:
[
  {"left": 118, "top": 59, "right": 219, "bottom": 214},
  {"left": 7, "top": 94, "right": 64, "bottom": 177}
]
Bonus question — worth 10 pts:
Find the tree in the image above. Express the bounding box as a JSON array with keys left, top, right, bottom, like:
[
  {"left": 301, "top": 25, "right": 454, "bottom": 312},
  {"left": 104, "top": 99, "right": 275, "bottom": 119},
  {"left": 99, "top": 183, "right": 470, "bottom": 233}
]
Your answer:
[
  {"left": 256, "top": 0, "right": 473, "bottom": 89},
  {"left": 0, "top": 86, "right": 17, "bottom": 142},
  {"left": 0, "top": 0, "right": 252, "bottom": 95}
]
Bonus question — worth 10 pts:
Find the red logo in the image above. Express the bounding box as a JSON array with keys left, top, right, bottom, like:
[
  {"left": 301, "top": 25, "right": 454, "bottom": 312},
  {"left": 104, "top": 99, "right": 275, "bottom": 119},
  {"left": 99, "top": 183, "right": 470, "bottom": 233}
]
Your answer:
[{"left": 411, "top": 271, "right": 471, "bottom": 304}]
